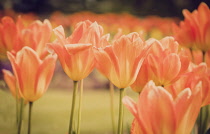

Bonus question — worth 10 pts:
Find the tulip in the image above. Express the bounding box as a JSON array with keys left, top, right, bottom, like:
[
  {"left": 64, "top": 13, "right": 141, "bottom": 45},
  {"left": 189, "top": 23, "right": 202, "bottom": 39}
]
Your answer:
[
  {"left": 6, "top": 46, "right": 56, "bottom": 134},
  {"left": 0, "top": 16, "right": 20, "bottom": 59},
  {"left": 48, "top": 20, "right": 109, "bottom": 134},
  {"left": 8, "top": 46, "right": 56, "bottom": 134},
  {"left": 173, "top": 2, "right": 210, "bottom": 62},
  {"left": 48, "top": 20, "right": 108, "bottom": 81},
  {"left": 94, "top": 32, "right": 150, "bottom": 134},
  {"left": 123, "top": 81, "right": 202, "bottom": 134},
  {"left": 7, "top": 47, "right": 57, "bottom": 102},
  {"left": 94, "top": 32, "right": 149, "bottom": 88},
  {"left": 17, "top": 17, "right": 52, "bottom": 58},
  {"left": 166, "top": 62, "right": 210, "bottom": 134},
  {"left": 131, "top": 37, "right": 190, "bottom": 92}
]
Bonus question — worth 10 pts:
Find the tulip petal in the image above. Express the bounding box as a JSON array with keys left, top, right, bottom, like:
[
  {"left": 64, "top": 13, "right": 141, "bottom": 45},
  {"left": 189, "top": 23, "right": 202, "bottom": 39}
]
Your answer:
[
  {"left": 175, "top": 83, "right": 202, "bottom": 134},
  {"left": 15, "top": 47, "right": 41, "bottom": 98},
  {"left": 68, "top": 20, "right": 92, "bottom": 44},
  {"left": 162, "top": 54, "right": 181, "bottom": 85},
  {"left": 130, "top": 119, "right": 144, "bottom": 134},
  {"left": 2, "top": 69, "right": 18, "bottom": 98},
  {"left": 33, "top": 54, "right": 57, "bottom": 101},
  {"left": 138, "top": 81, "right": 176, "bottom": 134},
  {"left": 65, "top": 43, "right": 92, "bottom": 54},
  {"left": 53, "top": 25, "right": 66, "bottom": 45}
]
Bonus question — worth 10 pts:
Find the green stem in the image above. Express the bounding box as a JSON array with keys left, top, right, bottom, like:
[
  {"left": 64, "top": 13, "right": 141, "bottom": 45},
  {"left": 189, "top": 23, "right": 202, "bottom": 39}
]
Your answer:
[
  {"left": 117, "top": 88, "right": 125, "bottom": 134},
  {"left": 28, "top": 102, "right": 33, "bottom": 134},
  {"left": 17, "top": 98, "right": 24, "bottom": 134},
  {"left": 190, "top": 48, "right": 195, "bottom": 63},
  {"left": 198, "top": 105, "right": 210, "bottom": 134},
  {"left": 69, "top": 81, "right": 79, "bottom": 134},
  {"left": 197, "top": 51, "right": 208, "bottom": 134},
  {"left": 16, "top": 88, "right": 19, "bottom": 125},
  {"left": 110, "top": 82, "right": 116, "bottom": 134},
  {"left": 77, "top": 79, "right": 83, "bottom": 134},
  {"left": 202, "top": 51, "right": 206, "bottom": 63}
]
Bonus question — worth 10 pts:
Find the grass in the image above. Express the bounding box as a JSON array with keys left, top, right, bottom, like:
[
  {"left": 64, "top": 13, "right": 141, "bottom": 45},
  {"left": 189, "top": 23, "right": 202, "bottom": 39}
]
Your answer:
[{"left": 0, "top": 87, "right": 138, "bottom": 134}]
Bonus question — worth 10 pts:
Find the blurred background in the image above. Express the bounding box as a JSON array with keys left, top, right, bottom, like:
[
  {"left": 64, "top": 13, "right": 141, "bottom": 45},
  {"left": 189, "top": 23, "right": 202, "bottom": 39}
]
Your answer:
[
  {"left": 0, "top": 0, "right": 210, "bottom": 133},
  {"left": 0, "top": 0, "right": 210, "bottom": 18}
]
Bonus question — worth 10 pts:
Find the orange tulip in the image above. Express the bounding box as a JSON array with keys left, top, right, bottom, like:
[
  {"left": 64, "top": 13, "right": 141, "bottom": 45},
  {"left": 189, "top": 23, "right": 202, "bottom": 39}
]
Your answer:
[
  {"left": 0, "top": 16, "right": 20, "bottom": 59},
  {"left": 131, "top": 37, "right": 190, "bottom": 92},
  {"left": 172, "top": 19, "right": 196, "bottom": 49},
  {"left": 7, "top": 46, "right": 57, "bottom": 102},
  {"left": 166, "top": 62, "right": 210, "bottom": 106},
  {"left": 48, "top": 20, "right": 108, "bottom": 81},
  {"left": 173, "top": 2, "right": 210, "bottom": 52},
  {"left": 0, "top": 16, "right": 52, "bottom": 60},
  {"left": 2, "top": 69, "right": 20, "bottom": 98},
  {"left": 17, "top": 17, "right": 52, "bottom": 58},
  {"left": 94, "top": 32, "right": 150, "bottom": 88},
  {"left": 123, "top": 80, "right": 202, "bottom": 134}
]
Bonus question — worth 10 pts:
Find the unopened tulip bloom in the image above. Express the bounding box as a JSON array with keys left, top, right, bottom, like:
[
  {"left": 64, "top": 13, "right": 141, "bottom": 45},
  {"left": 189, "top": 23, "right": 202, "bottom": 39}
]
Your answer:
[
  {"left": 7, "top": 46, "right": 57, "bottom": 102},
  {"left": 123, "top": 81, "right": 202, "bottom": 134},
  {"left": 131, "top": 37, "right": 190, "bottom": 92}
]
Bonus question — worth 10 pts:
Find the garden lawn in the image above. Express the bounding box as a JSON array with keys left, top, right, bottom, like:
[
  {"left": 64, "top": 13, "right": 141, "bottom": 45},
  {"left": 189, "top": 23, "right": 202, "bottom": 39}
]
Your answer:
[{"left": 0, "top": 87, "right": 138, "bottom": 134}]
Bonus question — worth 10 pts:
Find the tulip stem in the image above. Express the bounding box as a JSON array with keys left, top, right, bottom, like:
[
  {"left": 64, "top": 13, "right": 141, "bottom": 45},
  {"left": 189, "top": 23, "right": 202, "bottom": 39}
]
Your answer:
[
  {"left": 198, "top": 106, "right": 210, "bottom": 134},
  {"left": 28, "top": 101, "right": 33, "bottom": 134},
  {"left": 16, "top": 94, "right": 19, "bottom": 125},
  {"left": 202, "top": 51, "right": 206, "bottom": 63},
  {"left": 77, "top": 79, "right": 83, "bottom": 134},
  {"left": 69, "top": 81, "right": 79, "bottom": 134},
  {"left": 17, "top": 98, "right": 24, "bottom": 134},
  {"left": 117, "top": 88, "right": 125, "bottom": 134},
  {"left": 189, "top": 48, "right": 194, "bottom": 63},
  {"left": 110, "top": 82, "right": 116, "bottom": 134}
]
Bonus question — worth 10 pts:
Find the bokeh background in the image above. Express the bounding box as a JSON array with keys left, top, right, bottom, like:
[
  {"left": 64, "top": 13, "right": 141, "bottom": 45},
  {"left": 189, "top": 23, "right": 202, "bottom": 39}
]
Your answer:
[
  {"left": 0, "top": 0, "right": 210, "bottom": 134},
  {"left": 0, "top": 0, "right": 210, "bottom": 18}
]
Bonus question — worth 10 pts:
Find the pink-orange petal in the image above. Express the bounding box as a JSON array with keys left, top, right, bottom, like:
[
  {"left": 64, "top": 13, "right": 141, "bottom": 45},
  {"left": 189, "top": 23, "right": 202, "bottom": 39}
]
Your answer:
[{"left": 2, "top": 69, "right": 18, "bottom": 98}]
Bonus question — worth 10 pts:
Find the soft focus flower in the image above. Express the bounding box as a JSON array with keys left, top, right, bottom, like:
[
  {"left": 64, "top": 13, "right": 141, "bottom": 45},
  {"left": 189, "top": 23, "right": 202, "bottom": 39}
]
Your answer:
[
  {"left": 0, "top": 16, "right": 52, "bottom": 60},
  {"left": 173, "top": 2, "right": 210, "bottom": 52},
  {"left": 7, "top": 46, "right": 57, "bottom": 102},
  {"left": 123, "top": 81, "right": 202, "bottom": 134},
  {"left": 17, "top": 17, "right": 52, "bottom": 58},
  {"left": 166, "top": 62, "right": 210, "bottom": 106},
  {"left": 0, "top": 16, "right": 20, "bottom": 59},
  {"left": 131, "top": 37, "right": 190, "bottom": 92},
  {"left": 48, "top": 20, "right": 108, "bottom": 81},
  {"left": 172, "top": 18, "right": 196, "bottom": 49},
  {"left": 94, "top": 32, "right": 150, "bottom": 88},
  {"left": 2, "top": 69, "right": 20, "bottom": 98}
]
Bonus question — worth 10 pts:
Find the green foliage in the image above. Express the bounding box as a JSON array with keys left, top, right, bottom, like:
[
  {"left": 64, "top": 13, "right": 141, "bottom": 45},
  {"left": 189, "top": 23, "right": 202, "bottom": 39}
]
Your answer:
[{"left": 0, "top": 88, "right": 137, "bottom": 134}]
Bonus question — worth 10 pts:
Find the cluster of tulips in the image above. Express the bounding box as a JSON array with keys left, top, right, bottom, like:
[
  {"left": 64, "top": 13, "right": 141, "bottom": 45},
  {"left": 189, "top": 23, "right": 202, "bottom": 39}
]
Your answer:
[{"left": 1, "top": 2, "right": 210, "bottom": 134}]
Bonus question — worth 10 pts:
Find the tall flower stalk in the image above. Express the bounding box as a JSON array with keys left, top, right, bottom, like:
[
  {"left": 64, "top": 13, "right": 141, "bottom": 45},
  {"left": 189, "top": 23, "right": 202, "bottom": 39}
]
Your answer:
[
  {"left": 48, "top": 20, "right": 105, "bottom": 133},
  {"left": 3, "top": 47, "right": 57, "bottom": 134},
  {"left": 69, "top": 81, "right": 79, "bottom": 134},
  {"left": 18, "top": 98, "right": 24, "bottom": 134},
  {"left": 28, "top": 102, "right": 33, "bottom": 134},
  {"left": 94, "top": 32, "right": 150, "bottom": 134},
  {"left": 109, "top": 82, "right": 116, "bottom": 134},
  {"left": 77, "top": 79, "right": 84, "bottom": 134},
  {"left": 118, "top": 88, "right": 125, "bottom": 134}
]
